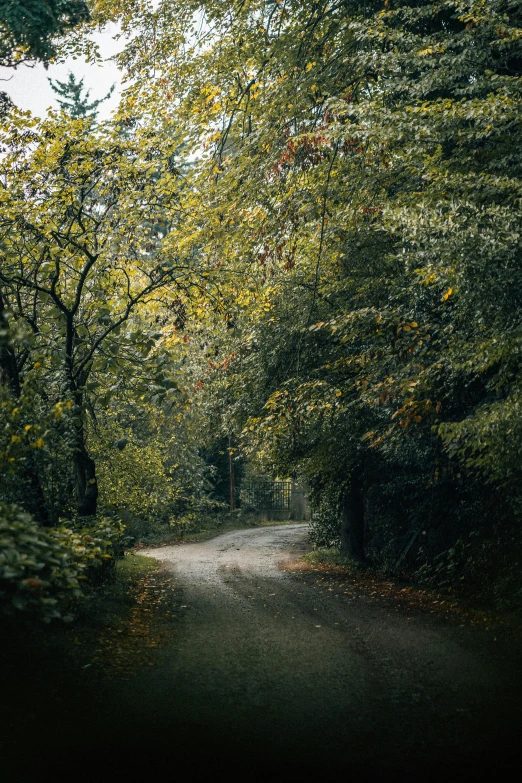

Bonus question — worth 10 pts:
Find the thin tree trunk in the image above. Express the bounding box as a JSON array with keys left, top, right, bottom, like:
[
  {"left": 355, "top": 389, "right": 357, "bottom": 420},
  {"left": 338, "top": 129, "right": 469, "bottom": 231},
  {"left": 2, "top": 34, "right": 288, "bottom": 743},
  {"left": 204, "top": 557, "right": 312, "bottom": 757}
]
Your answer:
[
  {"left": 68, "top": 379, "right": 98, "bottom": 516},
  {"left": 0, "top": 292, "right": 20, "bottom": 396},
  {"left": 229, "top": 436, "right": 236, "bottom": 512},
  {"left": 1, "top": 292, "right": 50, "bottom": 523},
  {"left": 73, "top": 441, "right": 98, "bottom": 516},
  {"left": 340, "top": 470, "right": 366, "bottom": 562}
]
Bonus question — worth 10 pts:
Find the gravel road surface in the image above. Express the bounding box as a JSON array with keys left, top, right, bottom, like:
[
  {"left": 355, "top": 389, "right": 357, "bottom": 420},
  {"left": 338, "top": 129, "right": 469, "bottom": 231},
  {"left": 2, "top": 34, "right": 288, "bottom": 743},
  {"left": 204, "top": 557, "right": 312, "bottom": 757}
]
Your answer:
[
  {"left": 121, "top": 524, "right": 522, "bottom": 780},
  {"left": 17, "top": 523, "right": 519, "bottom": 781}
]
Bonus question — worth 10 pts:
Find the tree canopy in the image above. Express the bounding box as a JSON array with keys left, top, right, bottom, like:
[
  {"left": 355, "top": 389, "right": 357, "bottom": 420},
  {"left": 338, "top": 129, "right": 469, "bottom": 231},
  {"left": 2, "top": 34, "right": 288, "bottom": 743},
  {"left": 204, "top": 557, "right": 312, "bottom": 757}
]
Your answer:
[
  {"left": 0, "top": 0, "right": 90, "bottom": 67},
  {"left": 1, "top": 0, "right": 522, "bottom": 620}
]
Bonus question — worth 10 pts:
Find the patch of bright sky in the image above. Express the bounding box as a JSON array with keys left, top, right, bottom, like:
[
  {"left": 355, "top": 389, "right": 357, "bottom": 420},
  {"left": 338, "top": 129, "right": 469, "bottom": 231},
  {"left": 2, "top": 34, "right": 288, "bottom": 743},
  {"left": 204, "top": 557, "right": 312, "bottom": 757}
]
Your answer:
[{"left": 0, "top": 25, "right": 123, "bottom": 121}]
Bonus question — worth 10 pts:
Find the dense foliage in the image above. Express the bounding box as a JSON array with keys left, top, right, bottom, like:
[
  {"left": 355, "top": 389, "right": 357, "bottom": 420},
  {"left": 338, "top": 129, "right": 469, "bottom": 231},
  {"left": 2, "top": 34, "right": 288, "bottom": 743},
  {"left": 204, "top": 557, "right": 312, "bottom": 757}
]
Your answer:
[
  {"left": 0, "top": 503, "right": 124, "bottom": 621},
  {"left": 1, "top": 0, "right": 521, "bottom": 617},
  {"left": 100, "top": 0, "right": 521, "bottom": 590},
  {"left": 0, "top": 0, "right": 90, "bottom": 67}
]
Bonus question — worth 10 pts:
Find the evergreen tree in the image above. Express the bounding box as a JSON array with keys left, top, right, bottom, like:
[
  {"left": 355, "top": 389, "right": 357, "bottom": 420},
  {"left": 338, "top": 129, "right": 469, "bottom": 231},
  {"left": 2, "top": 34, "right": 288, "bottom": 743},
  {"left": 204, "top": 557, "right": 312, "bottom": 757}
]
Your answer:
[
  {"left": 49, "top": 71, "right": 115, "bottom": 120},
  {"left": 0, "top": 91, "right": 13, "bottom": 118}
]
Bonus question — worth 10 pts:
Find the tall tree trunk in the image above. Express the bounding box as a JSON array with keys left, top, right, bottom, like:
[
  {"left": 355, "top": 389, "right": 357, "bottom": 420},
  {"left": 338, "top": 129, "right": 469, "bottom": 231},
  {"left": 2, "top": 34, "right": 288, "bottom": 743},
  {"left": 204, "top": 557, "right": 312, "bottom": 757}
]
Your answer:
[
  {"left": 340, "top": 470, "right": 366, "bottom": 562},
  {"left": 71, "top": 394, "right": 98, "bottom": 516},
  {"left": 65, "top": 305, "right": 98, "bottom": 517}
]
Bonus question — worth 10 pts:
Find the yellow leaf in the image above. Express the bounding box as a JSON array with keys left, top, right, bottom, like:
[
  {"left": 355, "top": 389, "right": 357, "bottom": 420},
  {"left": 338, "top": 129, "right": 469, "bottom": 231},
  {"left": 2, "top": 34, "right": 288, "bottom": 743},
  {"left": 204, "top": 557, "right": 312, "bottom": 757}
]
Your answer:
[{"left": 441, "top": 288, "right": 453, "bottom": 301}]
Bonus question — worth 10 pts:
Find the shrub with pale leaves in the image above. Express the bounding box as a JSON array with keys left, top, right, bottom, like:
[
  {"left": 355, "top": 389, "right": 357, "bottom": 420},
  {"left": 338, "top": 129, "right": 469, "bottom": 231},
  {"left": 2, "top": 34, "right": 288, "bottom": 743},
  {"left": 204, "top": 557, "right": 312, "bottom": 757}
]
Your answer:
[{"left": 0, "top": 504, "right": 124, "bottom": 621}]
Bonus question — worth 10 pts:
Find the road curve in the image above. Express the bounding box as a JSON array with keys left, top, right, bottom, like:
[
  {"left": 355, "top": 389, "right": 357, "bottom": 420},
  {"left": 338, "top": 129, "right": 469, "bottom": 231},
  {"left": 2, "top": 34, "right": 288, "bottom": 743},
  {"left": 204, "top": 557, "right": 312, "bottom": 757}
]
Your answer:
[{"left": 125, "top": 524, "right": 522, "bottom": 780}]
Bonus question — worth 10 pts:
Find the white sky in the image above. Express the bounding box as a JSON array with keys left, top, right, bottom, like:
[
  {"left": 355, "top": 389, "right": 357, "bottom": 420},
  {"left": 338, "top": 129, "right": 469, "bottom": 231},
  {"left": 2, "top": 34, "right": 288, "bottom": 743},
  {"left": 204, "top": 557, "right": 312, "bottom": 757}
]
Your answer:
[{"left": 0, "top": 26, "right": 123, "bottom": 121}]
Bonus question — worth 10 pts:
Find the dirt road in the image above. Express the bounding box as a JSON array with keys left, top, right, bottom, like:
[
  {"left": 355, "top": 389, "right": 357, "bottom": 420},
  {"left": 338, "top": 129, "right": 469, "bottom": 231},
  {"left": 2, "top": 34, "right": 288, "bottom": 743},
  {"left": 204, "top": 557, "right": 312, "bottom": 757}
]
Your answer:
[
  {"left": 124, "top": 524, "right": 521, "bottom": 780},
  {"left": 14, "top": 524, "right": 521, "bottom": 781}
]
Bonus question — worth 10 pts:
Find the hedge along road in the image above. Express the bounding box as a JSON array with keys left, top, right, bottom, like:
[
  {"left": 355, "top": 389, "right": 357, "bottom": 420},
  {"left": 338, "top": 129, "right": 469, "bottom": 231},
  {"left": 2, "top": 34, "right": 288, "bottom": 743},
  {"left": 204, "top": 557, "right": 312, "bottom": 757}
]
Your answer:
[{"left": 28, "top": 523, "right": 521, "bottom": 781}]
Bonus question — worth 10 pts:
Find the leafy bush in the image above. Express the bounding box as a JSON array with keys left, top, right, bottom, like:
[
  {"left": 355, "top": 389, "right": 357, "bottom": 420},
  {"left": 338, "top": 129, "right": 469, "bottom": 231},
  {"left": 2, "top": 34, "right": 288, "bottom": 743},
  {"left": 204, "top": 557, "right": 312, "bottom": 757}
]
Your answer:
[
  {"left": 0, "top": 362, "right": 78, "bottom": 522},
  {"left": 308, "top": 491, "right": 341, "bottom": 549},
  {"left": 53, "top": 514, "right": 126, "bottom": 588},
  {"left": 414, "top": 524, "right": 522, "bottom": 610},
  {"left": 167, "top": 500, "right": 230, "bottom": 538},
  {"left": 0, "top": 504, "right": 125, "bottom": 621}
]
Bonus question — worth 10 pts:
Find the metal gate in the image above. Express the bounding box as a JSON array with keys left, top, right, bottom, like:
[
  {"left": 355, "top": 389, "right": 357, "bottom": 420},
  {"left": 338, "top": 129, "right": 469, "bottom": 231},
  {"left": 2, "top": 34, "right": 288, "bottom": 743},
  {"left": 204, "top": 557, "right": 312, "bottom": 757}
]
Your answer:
[{"left": 240, "top": 479, "right": 292, "bottom": 510}]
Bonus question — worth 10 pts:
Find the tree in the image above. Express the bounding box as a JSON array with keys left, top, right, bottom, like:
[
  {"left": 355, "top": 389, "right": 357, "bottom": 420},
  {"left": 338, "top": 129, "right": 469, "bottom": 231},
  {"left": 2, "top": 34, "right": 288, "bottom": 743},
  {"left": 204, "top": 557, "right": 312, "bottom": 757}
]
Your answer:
[
  {"left": 1, "top": 0, "right": 520, "bottom": 590},
  {"left": 0, "top": 0, "right": 90, "bottom": 118},
  {"left": 0, "top": 110, "right": 199, "bottom": 516},
  {"left": 0, "top": 0, "right": 90, "bottom": 67},
  {"left": 103, "top": 0, "right": 522, "bottom": 569},
  {"left": 49, "top": 71, "right": 115, "bottom": 120}
]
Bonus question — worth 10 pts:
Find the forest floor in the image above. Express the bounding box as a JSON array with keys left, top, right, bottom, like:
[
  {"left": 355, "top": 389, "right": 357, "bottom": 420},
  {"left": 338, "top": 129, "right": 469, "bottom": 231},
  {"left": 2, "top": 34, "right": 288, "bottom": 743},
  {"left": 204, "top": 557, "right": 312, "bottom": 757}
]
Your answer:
[{"left": 3, "top": 524, "right": 522, "bottom": 782}]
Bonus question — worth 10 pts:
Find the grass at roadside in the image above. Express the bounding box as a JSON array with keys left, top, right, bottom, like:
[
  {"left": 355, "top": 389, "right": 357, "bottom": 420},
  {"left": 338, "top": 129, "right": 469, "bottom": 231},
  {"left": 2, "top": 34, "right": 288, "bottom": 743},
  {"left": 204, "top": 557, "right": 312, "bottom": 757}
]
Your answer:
[
  {"left": 2, "top": 552, "right": 178, "bottom": 693},
  {"left": 1, "top": 552, "right": 180, "bottom": 772},
  {"left": 75, "top": 552, "right": 180, "bottom": 678},
  {"left": 300, "top": 546, "right": 365, "bottom": 572},
  {"left": 292, "top": 546, "right": 521, "bottom": 638}
]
